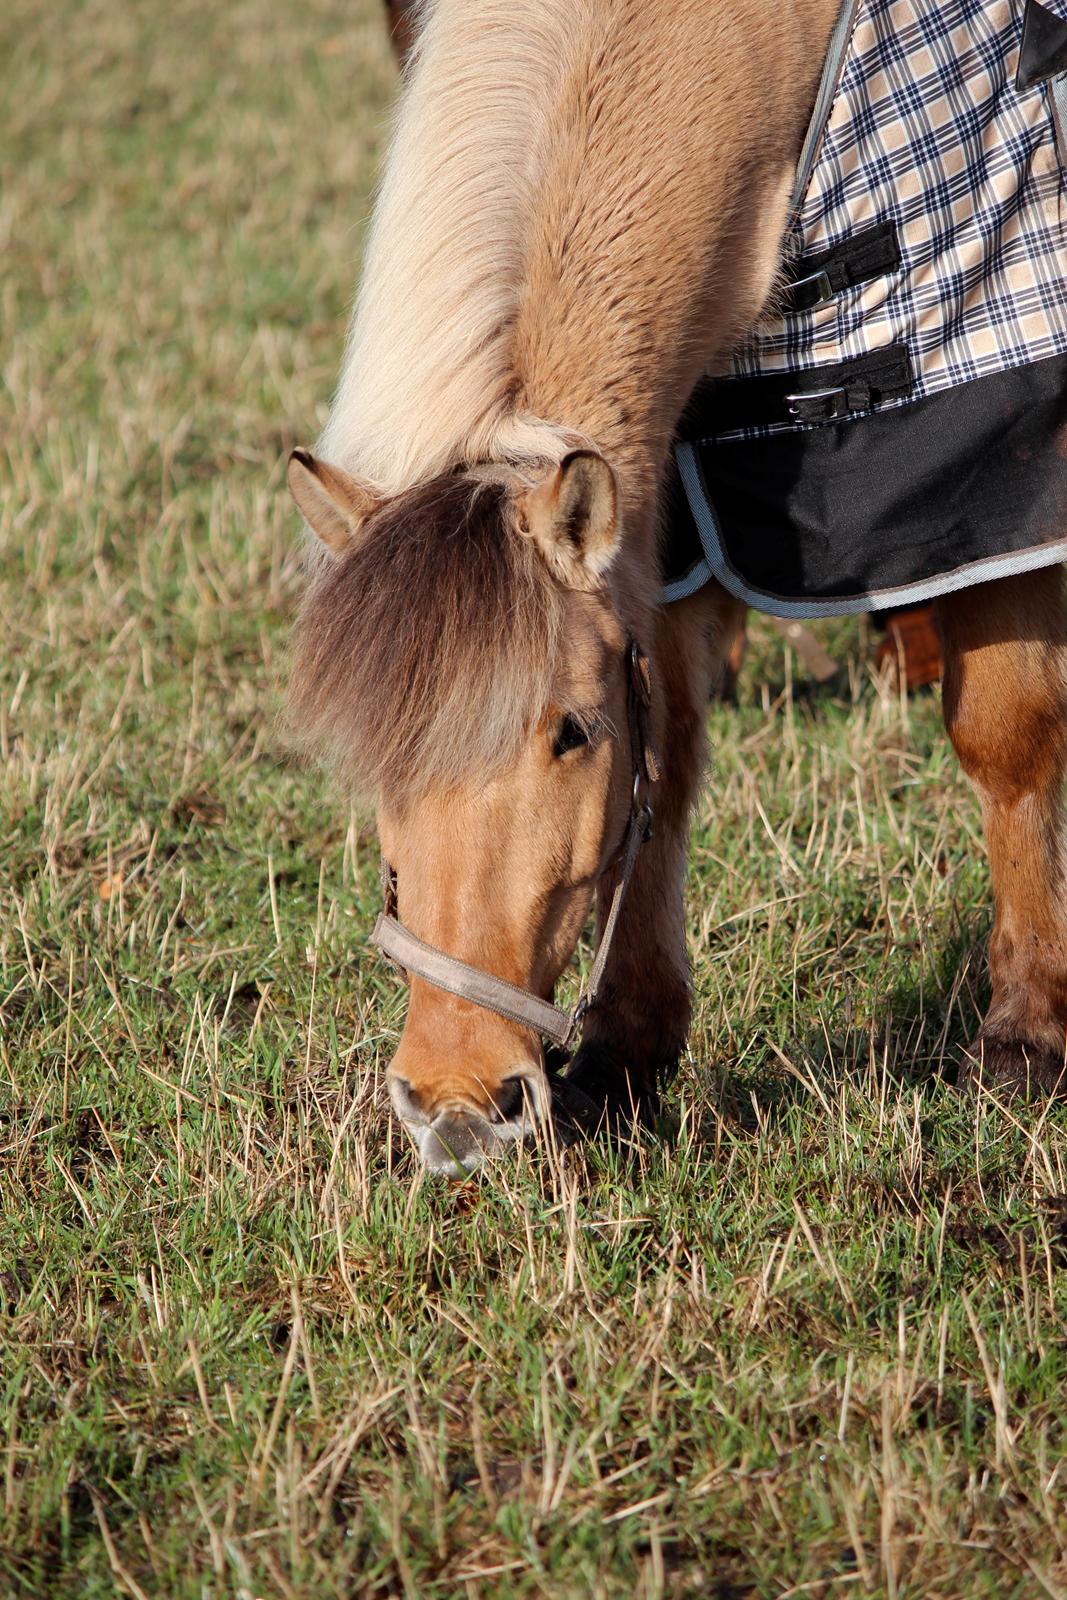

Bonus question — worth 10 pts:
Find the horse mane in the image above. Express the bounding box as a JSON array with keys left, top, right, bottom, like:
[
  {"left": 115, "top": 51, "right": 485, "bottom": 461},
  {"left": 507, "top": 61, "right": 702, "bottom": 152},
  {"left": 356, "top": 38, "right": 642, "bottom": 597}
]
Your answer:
[
  {"left": 294, "top": 0, "right": 821, "bottom": 801},
  {"left": 318, "top": 0, "right": 587, "bottom": 495},
  {"left": 286, "top": 474, "right": 565, "bottom": 803}
]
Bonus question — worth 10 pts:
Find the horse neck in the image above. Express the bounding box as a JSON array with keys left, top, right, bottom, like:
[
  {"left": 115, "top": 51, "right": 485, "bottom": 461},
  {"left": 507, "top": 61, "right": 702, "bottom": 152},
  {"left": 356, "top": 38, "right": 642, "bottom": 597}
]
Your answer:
[
  {"left": 503, "top": 0, "right": 841, "bottom": 550},
  {"left": 324, "top": 0, "right": 840, "bottom": 528}
]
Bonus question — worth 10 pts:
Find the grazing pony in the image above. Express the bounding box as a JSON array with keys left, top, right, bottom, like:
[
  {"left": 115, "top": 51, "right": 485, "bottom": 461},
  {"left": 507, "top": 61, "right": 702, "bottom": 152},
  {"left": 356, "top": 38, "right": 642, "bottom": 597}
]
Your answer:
[{"left": 288, "top": 0, "right": 1067, "bottom": 1174}]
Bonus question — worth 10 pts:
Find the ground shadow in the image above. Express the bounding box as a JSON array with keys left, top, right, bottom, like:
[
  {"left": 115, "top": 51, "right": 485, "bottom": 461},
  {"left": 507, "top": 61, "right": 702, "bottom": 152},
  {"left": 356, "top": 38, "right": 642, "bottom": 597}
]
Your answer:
[{"left": 666, "top": 910, "right": 991, "bottom": 1148}]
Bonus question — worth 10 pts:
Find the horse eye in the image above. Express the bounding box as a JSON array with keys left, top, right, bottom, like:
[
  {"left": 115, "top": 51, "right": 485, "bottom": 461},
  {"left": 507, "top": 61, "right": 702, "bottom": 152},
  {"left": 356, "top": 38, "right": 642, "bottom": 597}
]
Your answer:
[{"left": 552, "top": 715, "right": 590, "bottom": 758}]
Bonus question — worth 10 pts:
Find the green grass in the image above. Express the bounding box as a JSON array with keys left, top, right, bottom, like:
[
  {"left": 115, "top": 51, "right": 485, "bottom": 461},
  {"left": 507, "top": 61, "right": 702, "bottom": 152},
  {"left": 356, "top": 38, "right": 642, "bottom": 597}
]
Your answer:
[{"left": 2, "top": 2, "right": 1066, "bottom": 1595}]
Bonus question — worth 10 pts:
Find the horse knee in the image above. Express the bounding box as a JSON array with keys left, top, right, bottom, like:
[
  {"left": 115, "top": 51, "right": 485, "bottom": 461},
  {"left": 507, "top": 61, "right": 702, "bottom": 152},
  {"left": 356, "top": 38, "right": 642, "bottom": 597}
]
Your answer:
[
  {"left": 939, "top": 573, "right": 1067, "bottom": 803},
  {"left": 943, "top": 652, "right": 1065, "bottom": 806},
  {"left": 949, "top": 705, "right": 1063, "bottom": 807}
]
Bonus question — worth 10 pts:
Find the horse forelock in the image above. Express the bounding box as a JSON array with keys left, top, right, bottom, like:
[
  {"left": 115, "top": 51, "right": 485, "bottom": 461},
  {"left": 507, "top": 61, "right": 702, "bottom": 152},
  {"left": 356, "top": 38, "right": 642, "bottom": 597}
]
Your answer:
[{"left": 286, "top": 473, "right": 566, "bottom": 804}]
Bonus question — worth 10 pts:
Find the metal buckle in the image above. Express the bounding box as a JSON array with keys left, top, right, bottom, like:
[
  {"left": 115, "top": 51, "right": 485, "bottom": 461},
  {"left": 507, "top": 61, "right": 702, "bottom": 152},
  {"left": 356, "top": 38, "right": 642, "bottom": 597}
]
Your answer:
[
  {"left": 788, "top": 267, "right": 834, "bottom": 310},
  {"left": 631, "top": 770, "right": 654, "bottom": 839},
  {"left": 628, "top": 638, "right": 653, "bottom": 706},
  {"left": 784, "top": 385, "right": 847, "bottom": 422}
]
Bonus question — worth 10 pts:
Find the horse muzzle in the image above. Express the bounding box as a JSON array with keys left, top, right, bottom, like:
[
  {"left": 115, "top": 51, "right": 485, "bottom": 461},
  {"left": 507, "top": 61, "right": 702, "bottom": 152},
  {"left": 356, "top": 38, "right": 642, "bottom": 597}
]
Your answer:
[{"left": 388, "top": 1065, "right": 549, "bottom": 1177}]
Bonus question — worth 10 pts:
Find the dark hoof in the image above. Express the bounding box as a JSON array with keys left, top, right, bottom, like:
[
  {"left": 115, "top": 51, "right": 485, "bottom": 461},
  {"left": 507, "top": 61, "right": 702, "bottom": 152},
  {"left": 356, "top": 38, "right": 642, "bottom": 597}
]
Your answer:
[
  {"left": 547, "top": 1074, "right": 603, "bottom": 1136},
  {"left": 540, "top": 1045, "right": 598, "bottom": 1138},
  {"left": 960, "top": 1032, "right": 1067, "bottom": 1099},
  {"left": 563, "top": 1043, "right": 665, "bottom": 1131}
]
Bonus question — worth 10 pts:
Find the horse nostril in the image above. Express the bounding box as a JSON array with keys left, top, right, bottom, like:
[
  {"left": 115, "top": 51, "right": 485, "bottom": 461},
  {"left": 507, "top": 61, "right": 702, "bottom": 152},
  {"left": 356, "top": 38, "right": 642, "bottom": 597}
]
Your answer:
[
  {"left": 389, "top": 1074, "right": 428, "bottom": 1122},
  {"left": 492, "top": 1071, "right": 541, "bottom": 1125}
]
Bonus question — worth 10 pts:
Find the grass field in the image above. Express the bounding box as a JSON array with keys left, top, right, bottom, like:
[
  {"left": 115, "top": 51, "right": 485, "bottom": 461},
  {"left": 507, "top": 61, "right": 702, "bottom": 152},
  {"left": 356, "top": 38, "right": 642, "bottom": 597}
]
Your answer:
[{"left": 3, "top": 2, "right": 1067, "bottom": 1595}]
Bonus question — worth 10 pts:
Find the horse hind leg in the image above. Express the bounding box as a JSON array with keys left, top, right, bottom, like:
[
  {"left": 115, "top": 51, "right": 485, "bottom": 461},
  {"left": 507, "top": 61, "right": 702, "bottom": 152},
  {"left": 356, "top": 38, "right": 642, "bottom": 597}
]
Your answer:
[{"left": 937, "top": 567, "right": 1067, "bottom": 1095}]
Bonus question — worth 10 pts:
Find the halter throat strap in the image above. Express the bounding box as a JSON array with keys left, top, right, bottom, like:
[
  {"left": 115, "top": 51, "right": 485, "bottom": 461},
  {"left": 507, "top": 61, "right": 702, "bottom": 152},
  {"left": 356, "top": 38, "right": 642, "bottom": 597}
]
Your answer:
[{"left": 370, "top": 637, "right": 658, "bottom": 1050}]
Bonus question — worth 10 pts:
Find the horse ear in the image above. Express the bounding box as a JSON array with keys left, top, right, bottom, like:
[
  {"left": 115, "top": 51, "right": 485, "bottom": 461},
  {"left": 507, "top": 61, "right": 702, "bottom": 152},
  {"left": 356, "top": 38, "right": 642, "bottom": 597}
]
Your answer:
[
  {"left": 287, "top": 448, "right": 378, "bottom": 554},
  {"left": 518, "top": 451, "right": 620, "bottom": 589}
]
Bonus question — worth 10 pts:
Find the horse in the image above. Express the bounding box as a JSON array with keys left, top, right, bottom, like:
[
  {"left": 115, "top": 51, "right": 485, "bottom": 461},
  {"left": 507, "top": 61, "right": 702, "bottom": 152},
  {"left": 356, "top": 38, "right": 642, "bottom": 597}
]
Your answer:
[
  {"left": 379, "top": 0, "right": 945, "bottom": 697},
  {"left": 287, "top": 0, "right": 1067, "bottom": 1175}
]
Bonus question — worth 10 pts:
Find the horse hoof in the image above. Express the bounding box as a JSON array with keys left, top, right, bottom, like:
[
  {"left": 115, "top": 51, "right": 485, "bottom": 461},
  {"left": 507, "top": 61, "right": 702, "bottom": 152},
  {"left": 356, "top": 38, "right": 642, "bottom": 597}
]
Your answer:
[
  {"left": 959, "top": 1033, "right": 1067, "bottom": 1099},
  {"left": 564, "top": 1044, "right": 664, "bottom": 1130},
  {"left": 548, "top": 1074, "right": 603, "bottom": 1135}
]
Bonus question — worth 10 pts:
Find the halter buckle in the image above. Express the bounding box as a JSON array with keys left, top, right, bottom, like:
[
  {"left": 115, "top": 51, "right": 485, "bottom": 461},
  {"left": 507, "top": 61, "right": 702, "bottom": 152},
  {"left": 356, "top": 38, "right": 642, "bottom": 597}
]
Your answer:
[
  {"left": 631, "top": 770, "right": 654, "bottom": 839},
  {"left": 628, "top": 638, "right": 653, "bottom": 706}
]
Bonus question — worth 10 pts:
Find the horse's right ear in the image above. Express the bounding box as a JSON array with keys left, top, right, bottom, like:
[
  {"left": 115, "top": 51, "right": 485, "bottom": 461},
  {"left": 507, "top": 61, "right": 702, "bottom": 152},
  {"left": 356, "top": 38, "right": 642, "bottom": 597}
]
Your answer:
[
  {"left": 287, "top": 448, "right": 378, "bottom": 554},
  {"left": 517, "top": 451, "right": 621, "bottom": 590}
]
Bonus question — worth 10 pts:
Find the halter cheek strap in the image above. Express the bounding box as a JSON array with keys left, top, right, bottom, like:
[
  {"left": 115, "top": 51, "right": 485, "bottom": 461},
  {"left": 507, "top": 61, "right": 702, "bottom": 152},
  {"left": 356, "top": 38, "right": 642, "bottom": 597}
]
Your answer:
[{"left": 370, "top": 637, "right": 659, "bottom": 1050}]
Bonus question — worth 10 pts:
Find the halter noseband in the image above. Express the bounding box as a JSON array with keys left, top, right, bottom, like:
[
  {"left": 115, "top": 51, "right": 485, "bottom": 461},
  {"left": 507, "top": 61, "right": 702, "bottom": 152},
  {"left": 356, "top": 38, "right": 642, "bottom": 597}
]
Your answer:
[{"left": 370, "top": 637, "right": 659, "bottom": 1050}]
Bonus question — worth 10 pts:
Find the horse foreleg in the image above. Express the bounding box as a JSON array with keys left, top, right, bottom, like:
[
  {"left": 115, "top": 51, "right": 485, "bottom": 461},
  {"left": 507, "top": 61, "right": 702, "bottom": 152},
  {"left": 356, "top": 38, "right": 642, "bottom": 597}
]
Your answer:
[
  {"left": 565, "top": 585, "right": 741, "bottom": 1122},
  {"left": 937, "top": 567, "right": 1067, "bottom": 1095}
]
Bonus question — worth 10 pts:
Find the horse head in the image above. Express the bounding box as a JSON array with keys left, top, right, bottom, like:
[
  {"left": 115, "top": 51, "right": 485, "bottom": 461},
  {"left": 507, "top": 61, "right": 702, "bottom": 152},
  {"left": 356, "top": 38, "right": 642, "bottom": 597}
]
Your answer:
[{"left": 287, "top": 446, "right": 654, "bottom": 1174}]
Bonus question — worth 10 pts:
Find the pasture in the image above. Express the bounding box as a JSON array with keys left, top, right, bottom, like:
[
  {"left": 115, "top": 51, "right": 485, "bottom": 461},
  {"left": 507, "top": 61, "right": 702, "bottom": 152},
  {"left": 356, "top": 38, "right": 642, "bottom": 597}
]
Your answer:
[{"left": 2, "top": 0, "right": 1066, "bottom": 1594}]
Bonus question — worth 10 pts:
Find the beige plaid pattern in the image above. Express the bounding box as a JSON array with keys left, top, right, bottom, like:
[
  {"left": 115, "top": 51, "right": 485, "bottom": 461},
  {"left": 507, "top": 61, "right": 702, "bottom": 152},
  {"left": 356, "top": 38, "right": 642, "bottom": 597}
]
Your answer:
[{"left": 726, "top": 0, "right": 1067, "bottom": 435}]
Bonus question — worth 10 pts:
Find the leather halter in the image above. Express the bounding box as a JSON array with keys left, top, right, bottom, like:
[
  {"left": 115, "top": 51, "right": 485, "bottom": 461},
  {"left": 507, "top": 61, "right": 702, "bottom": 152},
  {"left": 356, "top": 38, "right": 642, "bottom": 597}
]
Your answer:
[{"left": 370, "top": 638, "right": 660, "bottom": 1050}]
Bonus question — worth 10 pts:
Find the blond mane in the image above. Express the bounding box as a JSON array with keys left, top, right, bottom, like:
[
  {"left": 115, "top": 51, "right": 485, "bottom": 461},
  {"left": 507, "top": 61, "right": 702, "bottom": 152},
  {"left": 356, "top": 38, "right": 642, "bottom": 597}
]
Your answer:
[
  {"left": 319, "top": 0, "right": 587, "bottom": 495},
  {"left": 298, "top": 0, "right": 838, "bottom": 797}
]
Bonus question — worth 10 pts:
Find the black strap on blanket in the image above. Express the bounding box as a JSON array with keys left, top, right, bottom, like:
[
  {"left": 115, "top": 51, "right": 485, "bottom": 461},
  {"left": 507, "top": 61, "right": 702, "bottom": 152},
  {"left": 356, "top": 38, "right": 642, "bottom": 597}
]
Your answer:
[
  {"left": 783, "top": 221, "right": 902, "bottom": 313},
  {"left": 688, "top": 344, "right": 915, "bottom": 434}
]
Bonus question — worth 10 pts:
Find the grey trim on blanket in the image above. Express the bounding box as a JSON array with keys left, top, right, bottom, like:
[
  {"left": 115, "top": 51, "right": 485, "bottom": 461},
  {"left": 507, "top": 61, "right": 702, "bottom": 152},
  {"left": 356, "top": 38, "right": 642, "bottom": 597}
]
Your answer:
[
  {"left": 787, "top": 0, "right": 863, "bottom": 221},
  {"left": 668, "top": 441, "right": 1067, "bottom": 619},
  {"left": 660, "top": 558, "right": 713, "bottom": 605},
  {"left": 1051, "top": 73, "right": 1067, "bottom": 164}
]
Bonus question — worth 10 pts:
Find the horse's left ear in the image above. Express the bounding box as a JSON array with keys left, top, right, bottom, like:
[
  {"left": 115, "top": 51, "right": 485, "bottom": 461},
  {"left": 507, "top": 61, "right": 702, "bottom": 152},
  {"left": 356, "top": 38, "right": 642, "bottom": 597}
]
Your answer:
[
  {"left": 518, "top": 451, "right": 620, "bottom": 589},
  {"left": 287, "top": 448, "right": 379, "bottom": 555}
]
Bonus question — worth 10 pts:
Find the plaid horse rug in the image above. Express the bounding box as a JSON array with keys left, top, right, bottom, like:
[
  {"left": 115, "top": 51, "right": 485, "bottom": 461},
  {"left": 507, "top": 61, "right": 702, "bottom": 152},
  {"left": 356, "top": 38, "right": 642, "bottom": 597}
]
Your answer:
[{"left": 665, "top": 0, "right": 1067, "bottom": 616}]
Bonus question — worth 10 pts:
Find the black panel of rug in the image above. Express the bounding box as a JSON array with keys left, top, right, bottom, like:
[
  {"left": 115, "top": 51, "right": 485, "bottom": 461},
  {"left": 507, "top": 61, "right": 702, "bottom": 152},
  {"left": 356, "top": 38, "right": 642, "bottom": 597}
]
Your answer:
[
  {"left": 1017, "top": 0, "right": 1067, "bottom": 89},
  {"left": 662, "top": 352, "right": 1067, "bottom": 614}
]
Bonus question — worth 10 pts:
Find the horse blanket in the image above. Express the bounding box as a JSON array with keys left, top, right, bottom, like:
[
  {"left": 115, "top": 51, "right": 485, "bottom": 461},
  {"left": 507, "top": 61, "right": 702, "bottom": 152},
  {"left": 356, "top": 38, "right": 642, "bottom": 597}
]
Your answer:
[{"left": 665, "top": 0, "right": 1067, "bottom": 615}]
